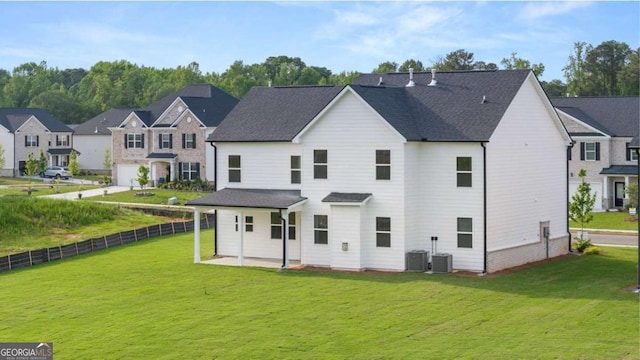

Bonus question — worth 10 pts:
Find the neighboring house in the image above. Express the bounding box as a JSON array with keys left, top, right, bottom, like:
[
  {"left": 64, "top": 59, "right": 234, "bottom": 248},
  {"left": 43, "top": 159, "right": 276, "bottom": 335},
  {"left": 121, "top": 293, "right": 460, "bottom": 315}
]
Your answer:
[
  {"left": 0, "top": 108, "right": 76, "bottom": 176},
  {"left": 106, "top": 84, "right": 238, "bottom": 186},
  {"left": 188, "top": 70, "right": 572, "bottom": 273},
  {"left": 551, "top": 96, "right": 639, "bottom": 210},
  {"left": 73, "top": 108, "right": 133, "bottom": 173}
]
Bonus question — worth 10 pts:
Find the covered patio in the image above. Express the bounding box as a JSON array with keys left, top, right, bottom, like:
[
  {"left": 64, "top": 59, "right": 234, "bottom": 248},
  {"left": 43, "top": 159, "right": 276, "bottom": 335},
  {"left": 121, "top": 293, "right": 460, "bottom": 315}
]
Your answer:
[{"left": 186, "top": 188, "right": 307, "bottom": 269}]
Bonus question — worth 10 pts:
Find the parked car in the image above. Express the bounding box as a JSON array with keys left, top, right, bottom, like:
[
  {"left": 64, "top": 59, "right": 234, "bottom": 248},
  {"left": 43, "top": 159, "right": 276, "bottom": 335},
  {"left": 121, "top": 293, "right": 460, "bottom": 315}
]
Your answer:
[{"left": 41, "top": 166, "right": 72, "bottom": 179}]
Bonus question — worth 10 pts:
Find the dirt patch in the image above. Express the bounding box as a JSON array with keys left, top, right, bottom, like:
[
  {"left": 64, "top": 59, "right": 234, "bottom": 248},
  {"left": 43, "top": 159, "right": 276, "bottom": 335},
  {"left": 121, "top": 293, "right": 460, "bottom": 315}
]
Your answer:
[
  {"left": 620, "top": 284, "right": 640, "bottom": 293},
  {"left": 624, "top": 216, "right": 638, "bottom": 222}
]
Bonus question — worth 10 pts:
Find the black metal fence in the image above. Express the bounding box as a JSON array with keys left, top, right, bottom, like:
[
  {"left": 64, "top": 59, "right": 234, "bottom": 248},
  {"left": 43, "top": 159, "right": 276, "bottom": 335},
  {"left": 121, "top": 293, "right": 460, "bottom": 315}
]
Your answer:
[{"left": 0, "top": 214, "right": 214, "bottom": 273}]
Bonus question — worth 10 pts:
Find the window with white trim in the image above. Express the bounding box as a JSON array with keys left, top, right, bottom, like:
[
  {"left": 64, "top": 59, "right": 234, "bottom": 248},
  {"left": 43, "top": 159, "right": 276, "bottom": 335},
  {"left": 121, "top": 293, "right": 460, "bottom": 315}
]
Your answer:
[
  {"left": 160, "top": 134, "right": 172, "bottom": 149},
  {"left": 56, "top": 135, "right": 69, "bottom": 147},
  {"left": 291, "top": 156, "right": 301, "bottom": 184},
  {"left": 25, "top": 135, "right": 38, "bottom": 147},
  {"left": 228, "top": 155, "right": 241, "bottom": 183},
  {"left": 183, "top": 133, "right": 196, "bottom": 149},
  {"left": 126, "top": 133, "right": 143, "bottom": 149},
  {"left": 270, "top": 212, "right": 282, "bottom": 239},
  {"left": 314, "top": 214, "right": 328, "bottom": 244},
  {"left": 457, "top": 217, "right": 473, "bottom": 248},
  {"left": 180, "top": 162, "right": 199, "bottom": 180},
  {"left": 585, "top": 142, "right": 597, "bottom": 161},
  {"left": 456, "top": 157, "right": 472, "bottom": 187},
  {"left": 245, "top": 216, "right": 253, "bottom": 232},
  {"left": 376, "top": 217, "right": 391, "bottom": 247},
  {"left": 314, "top": 150, "right": 327, "bottom": 179},
  {"left": 376, "top": 150, "right": 391, "bottom": 180},
  {"left": 288, "top": 213, "right": 296, "bottom": 240}
]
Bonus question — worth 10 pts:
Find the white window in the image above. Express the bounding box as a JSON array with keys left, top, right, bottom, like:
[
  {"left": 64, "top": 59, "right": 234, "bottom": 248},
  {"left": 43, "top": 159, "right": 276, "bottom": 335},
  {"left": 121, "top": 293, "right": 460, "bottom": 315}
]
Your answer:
[
  {"left": 56, "top": 135, "right": 69, "bottom": 147},
  {"left": 270, "top": 212, "right": 282, "bottom": 239},
  {"left": 160, "top": 134, "right": 172, "bottom": 149},
  {"left": 25, "top": 135, "right": 38, "bottom": 147},
  {"left": 314, "top": 150, "right": 327, "bottom": 179},
  {"left": 376, "top": 150, "right": 391, "bottom": 180},
  {"left": 228, "top": 155, "right": 241, "bottom": 183},
  {"left": 314, "top": 215, "right": 328, "bottom": 244},
  {"left": 288, "top": 213, "right": 296, "bottom": 240},
  {"left": 376, "top": 217, "right": 391, "bottom": 247},
  {"left": 291, "top": 156, "right": 301, "bottom": 184},
  {"left": 126, "top": 133, "right": 143, "bottom": 149},
  {"left": 457, "top": 157, "right": 472, "bottom": 187},
  {"left": 180, "top": 162, "right": 199, "bottom": 180},
  {"left": 457, "top": 218, "right": 473, "bottom": 248},
  {"left": 183, "top": 133, "right": 196, "bottom": 149},
  {"left": 245, "top": 216, "right": 253, "bottom": 232},
  {"left": 585, "top": 142, "right": 597, "bottom": 161}
]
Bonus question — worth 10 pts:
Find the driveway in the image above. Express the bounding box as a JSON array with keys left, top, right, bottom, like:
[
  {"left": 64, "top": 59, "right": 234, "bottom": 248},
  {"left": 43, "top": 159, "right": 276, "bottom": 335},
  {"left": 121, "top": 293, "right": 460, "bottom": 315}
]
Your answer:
[{"left": 40, "top": 186, "right": 132, "bottom": 200}]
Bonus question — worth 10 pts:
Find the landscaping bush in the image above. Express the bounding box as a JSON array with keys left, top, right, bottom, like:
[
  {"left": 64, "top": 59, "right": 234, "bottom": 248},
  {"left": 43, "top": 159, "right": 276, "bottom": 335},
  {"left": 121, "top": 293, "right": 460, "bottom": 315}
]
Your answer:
[
  {"left": 573, "top": 237, "right": 592, "bottom": 253},
  {"left": 582, "top": 246, "right": 601, "bottom": 255},
  {"left": 158, "top": 177, "right": 214, "bottom": 191}
]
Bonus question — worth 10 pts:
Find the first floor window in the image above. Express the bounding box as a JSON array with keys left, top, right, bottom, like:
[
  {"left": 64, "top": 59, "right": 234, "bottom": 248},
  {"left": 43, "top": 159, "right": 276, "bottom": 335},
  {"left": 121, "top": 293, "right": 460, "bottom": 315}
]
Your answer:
[
  {"left": 229, "top": 155, "right": 241, "bottom": 183},
  {"left": 314, "top": 150, "right": 327, "bottom": 179},
  {"left": 288, "top": 213, "right": 296, "bottom": 240},
  {"left": 314, "top": 215, "right": 328, "bottom": 244},
  {"left": 271, "top": 212, "right": 282, "bottom": 239},
  {"left": 376, "top": 217, "right": 391, "bottom": 247},
  {"left": 456, "top": 157, "right": 472, "bottom": 187},
  {"left": 179, "top": 162, "right": 200, "bottom": 180},
  {"left": 376, "top": 150, "right": 391, "bottom": 180},
  {"left": 25, "top": 135, "right": 38, "bottom": 147},
  {"left": 126, "top": 133, "right": 144, "bottom": 149},
  {"left": 291, "top": 155, "right": 301, "bottom": 184},
  {"left": 235, "top": 216, "right": 239, "bottom": 232},
  {"left": 245, "top": 216, "right": 254, "bottom": 232},
  {"left": 457, "top": 217, "right": 473, "bottom": 248}
]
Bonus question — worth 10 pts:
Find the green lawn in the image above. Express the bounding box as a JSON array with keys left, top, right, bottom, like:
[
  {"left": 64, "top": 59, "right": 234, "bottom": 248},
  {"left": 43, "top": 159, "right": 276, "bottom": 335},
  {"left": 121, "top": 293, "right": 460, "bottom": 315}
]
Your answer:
[
  {"left": 0, "top": 183, "right": 100, "bottom": 196},
  {"left": 0, "top": 234, "right": 637, "bottom": 359},
  {"left": 571, "top": 211, "right": 638, "bottom": 231},
  {"left": 89, "top": 188, "right": 210, "bottom": 205}
]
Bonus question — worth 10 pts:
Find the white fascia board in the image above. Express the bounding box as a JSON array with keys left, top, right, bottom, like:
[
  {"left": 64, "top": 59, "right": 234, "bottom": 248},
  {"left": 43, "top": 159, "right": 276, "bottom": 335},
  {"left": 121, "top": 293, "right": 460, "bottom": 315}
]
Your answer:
[
  {"left": 554, "top": 109, "right": 610, "bottom": 138},
  {"left": 526, "top": 72, "right": 573, "bottom": 145},
  {"left": 151, "top": 97, "right": 188, "bottom": 127}
]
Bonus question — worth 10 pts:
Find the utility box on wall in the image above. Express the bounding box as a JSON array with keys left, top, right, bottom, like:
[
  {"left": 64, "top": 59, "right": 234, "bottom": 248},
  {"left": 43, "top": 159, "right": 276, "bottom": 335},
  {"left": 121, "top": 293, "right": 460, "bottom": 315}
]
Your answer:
[
  {"left": 406, "top": 250, "right": 429, "bottom": 272},
  {"left": 432, "top": 253, "right": 452, "bottom": 274}
]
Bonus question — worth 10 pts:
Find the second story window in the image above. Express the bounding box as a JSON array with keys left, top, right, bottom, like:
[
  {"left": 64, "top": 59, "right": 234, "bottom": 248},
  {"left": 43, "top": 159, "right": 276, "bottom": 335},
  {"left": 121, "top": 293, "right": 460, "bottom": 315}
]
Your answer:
[
  {"left": 125, "top": 133, "right": 144, "bottom": 149},
  {"left": 456, "top": 157, "right": 472, "bottom": 187},
  {"left": 580, "top": 142, "right": 600, "bottom": 161},
  {"left": 376, "top": 150, "right": 391, "bottom": 180},
  {"left": 159, "top": 134, "right": 173, "bottom": 149},
  {"left": 291, "top": 156, "right": 301, "bottom": 184},
  {"left": 228, "top": 155, "right": 241, "bottom": 183},
  {"left": 627, "top": 143, "right": 638, "bottom": 161},
  {"left": 25, "top": 135, "right": 38, "bottom": 147},
  {"left": 314, "top": 150, "right": 327, "bottom": 179},
  {"left": 183, "top": 133, "right": 196, "bottom": 149},
  {"left": 56, "top": 135, "right": 69, "bottom": 147}
]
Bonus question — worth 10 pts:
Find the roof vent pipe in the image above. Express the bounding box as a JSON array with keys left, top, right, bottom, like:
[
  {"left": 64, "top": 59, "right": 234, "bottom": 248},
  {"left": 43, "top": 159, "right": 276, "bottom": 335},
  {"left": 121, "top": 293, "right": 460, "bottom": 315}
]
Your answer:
[
  {"left": 377, "top": 77, "right": 384, "bottom": 86},
  {"left": 406, "top": 68, "right": 415, "bottom": 87},
  {"left": 268, "top": 80, "right": 272, "bottom": 87},
  {"left": 428, "top": 69, "right": 437, "bottom": 87}
]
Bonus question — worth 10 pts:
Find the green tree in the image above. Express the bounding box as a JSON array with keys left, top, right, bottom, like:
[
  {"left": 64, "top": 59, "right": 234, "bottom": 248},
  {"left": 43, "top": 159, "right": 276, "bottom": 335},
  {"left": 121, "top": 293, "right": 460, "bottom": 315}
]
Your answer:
[
  {"left": 0, "top": 144, "right": 5, "bottom": 171},
  {"left": 24, "top": 152, "right": 38, "bottom": 177},
  {"left": 432, "top": 49, "right": 476, "bottom": 71},
  {"left": 372, "top": 61, "right": 399, "bottom": 74},
  {"left": 68, "top": 150, "right": 80, "bottom": 176},
  {"left": 500, "top": 52, "right": 545, "bottom": 77},
  {"left": 585, "top": 40, "right": 631, "bottom": 96},
  {"left": 38, "top": 149, "right": 47, "bottom": 176},
  {"left": 103, "top": 147, "right": 112, "bottom": 173},
  {"left": 569, "top": 169, "right": 596, "bottom": 242},
  {"left": 617, "top": 47, "right": 639, "bottom": 96},
  {"left": 563, "top": 42, "right": 594, "bottom": 96},
  {"left": 624, "top": 182, "right": 638, "bottom": 210},
  {"left": 137, "top": 165, "right": 150, "bottom": 191},
  {"left": 398, "top": 59, "right": 425, "bottom": 72},
  {"left": 540, "top": 79, "right": 568, "bottom": 97}
]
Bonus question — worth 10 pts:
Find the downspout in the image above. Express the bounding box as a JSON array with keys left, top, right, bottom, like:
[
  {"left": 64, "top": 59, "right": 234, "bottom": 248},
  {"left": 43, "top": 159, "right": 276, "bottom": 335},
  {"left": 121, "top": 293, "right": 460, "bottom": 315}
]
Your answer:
[
  {"left": 209, "top": 142, "right": 218, "bottom": 255},
  {"left": 635, "top": 148, "right": 639, "bottom": 293},
  {"left": 481, "top": 142, "right": 487, "bottom": 275},
  {"left": 279, "top": 209, "right": 286, "bottom": 269},
  {"left": 567, "top": 144, "right": 574, "bottom": 253}
]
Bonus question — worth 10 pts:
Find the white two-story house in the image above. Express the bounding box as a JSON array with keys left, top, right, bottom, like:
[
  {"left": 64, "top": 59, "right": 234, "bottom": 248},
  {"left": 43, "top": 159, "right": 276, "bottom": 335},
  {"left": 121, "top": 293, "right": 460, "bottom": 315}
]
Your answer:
[
  {"left": 0, "top": 108, "right": 76, "bottom": 176},
  {"left": 551, "top": 96, "right": 639, "bottom": 210},
  {"left": 188, "top": 70, "right": 572, "bottom": 273},
  {"left": 107, "top": 85, "right": 238, "bottom": 186}
]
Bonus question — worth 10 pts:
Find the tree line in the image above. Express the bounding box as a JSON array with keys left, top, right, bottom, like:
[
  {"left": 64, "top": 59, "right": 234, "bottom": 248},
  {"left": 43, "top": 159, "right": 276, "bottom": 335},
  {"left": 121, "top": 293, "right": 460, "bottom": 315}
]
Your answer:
[{"left": 0, "top": 40, "right": 636, "bottom": 124}]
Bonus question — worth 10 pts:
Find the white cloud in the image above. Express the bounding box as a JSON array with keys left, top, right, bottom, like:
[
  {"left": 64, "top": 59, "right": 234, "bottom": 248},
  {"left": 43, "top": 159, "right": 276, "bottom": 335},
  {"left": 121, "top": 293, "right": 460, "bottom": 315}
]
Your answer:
[{"left": 518, "top": 1, "right": 592, "bottom": 21}]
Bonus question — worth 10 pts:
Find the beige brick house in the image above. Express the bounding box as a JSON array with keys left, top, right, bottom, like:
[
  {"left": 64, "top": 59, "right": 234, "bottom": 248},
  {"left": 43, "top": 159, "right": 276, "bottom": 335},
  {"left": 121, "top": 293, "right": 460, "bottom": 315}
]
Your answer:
[{"left": 108, "top": 85, "right": 238, "bottom": 186}]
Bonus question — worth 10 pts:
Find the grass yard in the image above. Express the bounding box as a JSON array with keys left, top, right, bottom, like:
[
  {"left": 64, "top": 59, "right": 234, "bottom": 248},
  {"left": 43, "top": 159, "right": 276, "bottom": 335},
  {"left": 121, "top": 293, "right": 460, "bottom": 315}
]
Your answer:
[
  {"left": 0, "top": 233, "right": 637, "bottom": 359},
  {"left": 570, "top": 211, "right": 638, "bottom": 231},
  {"left": 0, "top": 183, "right": 100, "bottom": 197},
  {"left": 89, "top": 188, "right": 210, "bottom": 205}
]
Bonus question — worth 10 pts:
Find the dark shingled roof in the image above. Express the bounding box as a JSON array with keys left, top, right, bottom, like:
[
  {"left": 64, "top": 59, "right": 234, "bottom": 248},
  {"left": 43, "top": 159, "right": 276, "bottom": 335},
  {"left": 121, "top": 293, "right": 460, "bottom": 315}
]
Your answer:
[
  {"left": 550, "top": 96, "right": 639, "bottom": 137},
  {"left": 47, "top": 148, "right": 80, "bottom": 155},
  {"left": 187, "top": 188, "right": 307, "bottom": 209},
  {"left": 630, "top": 134, "right": 639, "bottom": 148},
  {"left": 599, "top": 165, "right": 638, "bottom": 176},
  {"left": 322, "top": 192, "right": 372, "bottom": 203},
  {"left": 146, "top": 153, "right": 177, "bottom": 159},
  {"left": 209, "top": 70, "right": 532, "bottom": 143},
  {"left": 72, "top": 108, "right": 133, "bottom": 135},
  {"left": 0, "top": 108, "right": 73, "bottom": 133},
  {"left": 209, "top": 86, "right": 343, "bottom": 142}
]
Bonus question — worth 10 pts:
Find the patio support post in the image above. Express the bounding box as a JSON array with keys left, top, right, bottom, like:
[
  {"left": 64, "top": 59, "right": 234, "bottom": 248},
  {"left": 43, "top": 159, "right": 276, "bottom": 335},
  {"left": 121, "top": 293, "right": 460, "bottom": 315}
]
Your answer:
[
  {"left": 170, "top": 159, "right": 176, "bottom": 182},
  {"left": 603, "top": 176, "right": 609, "bottom": 209},
  {"left": 194, "top": 208, "right": 201, "bottom": 263},
  {"left": 238, "top": 210, "right": 244, "bottom": 266},
  {"left": 624, "top": 176, "right": 630, "bottom": 204}
]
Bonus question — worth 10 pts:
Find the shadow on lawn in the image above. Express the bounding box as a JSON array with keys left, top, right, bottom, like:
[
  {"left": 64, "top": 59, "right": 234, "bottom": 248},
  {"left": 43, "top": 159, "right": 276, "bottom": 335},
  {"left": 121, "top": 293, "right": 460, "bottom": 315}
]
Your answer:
[{"left": 273, "top": 251, "right": 639, "bottom": 301}]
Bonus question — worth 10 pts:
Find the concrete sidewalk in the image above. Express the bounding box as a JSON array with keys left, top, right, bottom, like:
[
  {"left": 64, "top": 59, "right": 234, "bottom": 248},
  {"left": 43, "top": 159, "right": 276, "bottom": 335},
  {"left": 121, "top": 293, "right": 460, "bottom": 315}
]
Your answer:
[{"left": 40, "top": 186, "right": 133, "bottom": 200}]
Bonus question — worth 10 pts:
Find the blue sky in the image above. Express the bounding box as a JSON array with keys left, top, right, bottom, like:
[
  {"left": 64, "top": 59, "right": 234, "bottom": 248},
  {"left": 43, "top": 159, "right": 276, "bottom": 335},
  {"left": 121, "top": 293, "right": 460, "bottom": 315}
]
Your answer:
[{"left": 0, "top": 1, "right": 638, "bottom": 81}]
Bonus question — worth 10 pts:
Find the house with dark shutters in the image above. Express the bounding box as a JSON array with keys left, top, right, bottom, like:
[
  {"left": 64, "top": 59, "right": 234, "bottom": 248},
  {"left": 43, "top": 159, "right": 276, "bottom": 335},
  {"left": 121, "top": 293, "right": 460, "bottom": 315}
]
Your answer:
[
  {"left": 188, "top": 70, "right": 572, "bottom": 273},
  {"left": 551, "top": 96, "right": 639, "bottom": 211},
  {"left": 106, "top": 84, "right": 238, "bottom": 186},
  {"left": 0, "top": 108, "right": 76, "bottom": 176}
]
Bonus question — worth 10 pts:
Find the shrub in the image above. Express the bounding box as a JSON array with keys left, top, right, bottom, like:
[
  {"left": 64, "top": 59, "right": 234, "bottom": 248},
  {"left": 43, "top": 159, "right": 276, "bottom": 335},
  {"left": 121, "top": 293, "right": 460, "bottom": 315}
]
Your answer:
[
  {"left": 573, "top": 237, "right": 592, "bottom": 253},
  {"left": 582, "top": 246, "right": 601, "bottom": 255}
]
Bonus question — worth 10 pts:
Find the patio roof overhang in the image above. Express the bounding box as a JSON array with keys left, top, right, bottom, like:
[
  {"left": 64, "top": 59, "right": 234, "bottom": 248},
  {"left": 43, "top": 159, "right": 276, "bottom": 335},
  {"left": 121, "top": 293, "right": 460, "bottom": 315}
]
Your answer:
[
  {"left": 186, "top": 188, "right": 308, "bottom": 212},
  {"left": 600, "top": 165, "right": 638, "bottom": 176}
]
